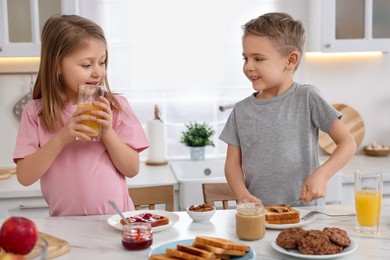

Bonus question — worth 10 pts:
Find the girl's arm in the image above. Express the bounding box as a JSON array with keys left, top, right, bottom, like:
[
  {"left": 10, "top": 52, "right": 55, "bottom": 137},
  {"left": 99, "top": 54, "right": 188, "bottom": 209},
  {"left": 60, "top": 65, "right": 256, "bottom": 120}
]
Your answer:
[
  {"left": 301, "top": 119, "right": 357, "bottom": 202},
  {"left": 96, "top": 96, "right": 140, "bottom": 178},
  {"left": 16, "top": 106, "right": 105, "bottom": 186},
  {"left": 101, "top": 127, "right": 140, "bottom": 178},
  {"left": 16, "top": 133, "right": 68, "bottom": 186},
  {"left": 225, "top": 144, "right": 262, "bottom": 204}
]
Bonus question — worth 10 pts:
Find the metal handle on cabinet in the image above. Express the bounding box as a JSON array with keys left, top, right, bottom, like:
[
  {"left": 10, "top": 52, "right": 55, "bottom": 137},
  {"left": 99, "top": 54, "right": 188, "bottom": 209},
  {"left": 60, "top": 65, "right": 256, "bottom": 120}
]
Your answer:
[
  {"left": 0, "top": 46, "right": 2, "bottom": 51},
  {"left": 19, "top": 204, "right": 49, "bottom": 210}
]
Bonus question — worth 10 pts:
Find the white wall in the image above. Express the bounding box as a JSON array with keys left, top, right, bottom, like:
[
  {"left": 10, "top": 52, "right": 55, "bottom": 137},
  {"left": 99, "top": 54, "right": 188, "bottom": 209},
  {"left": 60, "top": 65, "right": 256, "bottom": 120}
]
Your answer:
[{"left": 1, "top": 0, "right": 389, "bottom": 168}]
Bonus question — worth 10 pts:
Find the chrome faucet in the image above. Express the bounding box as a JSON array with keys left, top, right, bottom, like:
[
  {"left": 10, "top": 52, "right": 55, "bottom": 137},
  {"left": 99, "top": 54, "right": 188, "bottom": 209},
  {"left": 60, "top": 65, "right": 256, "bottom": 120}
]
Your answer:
[{"left": 219, "top": 104, "right": 234, "bottom": 112}]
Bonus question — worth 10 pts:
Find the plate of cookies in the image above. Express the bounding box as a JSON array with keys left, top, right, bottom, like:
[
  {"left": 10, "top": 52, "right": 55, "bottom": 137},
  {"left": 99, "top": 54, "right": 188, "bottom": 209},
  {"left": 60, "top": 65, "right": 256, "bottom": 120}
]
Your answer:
[{"left": 272, "top": 227, "right": 357, "bottom": 259}]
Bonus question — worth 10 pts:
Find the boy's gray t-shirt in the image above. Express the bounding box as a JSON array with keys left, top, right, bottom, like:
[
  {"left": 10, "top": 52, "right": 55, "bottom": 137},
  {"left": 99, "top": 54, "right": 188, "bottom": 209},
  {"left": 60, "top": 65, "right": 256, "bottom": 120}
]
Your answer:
[{"left": 219, "top": 83, "right": 341, "bottom": 206}]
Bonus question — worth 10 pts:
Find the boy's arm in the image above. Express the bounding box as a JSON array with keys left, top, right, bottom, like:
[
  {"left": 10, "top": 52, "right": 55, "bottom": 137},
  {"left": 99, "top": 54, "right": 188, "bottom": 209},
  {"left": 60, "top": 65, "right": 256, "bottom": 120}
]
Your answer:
[
  {"left": 225, "top": 144, "right": 262, "bottom": 204},
  {"left": 301, "top": 119, "right": 357, "bottom": 202}
]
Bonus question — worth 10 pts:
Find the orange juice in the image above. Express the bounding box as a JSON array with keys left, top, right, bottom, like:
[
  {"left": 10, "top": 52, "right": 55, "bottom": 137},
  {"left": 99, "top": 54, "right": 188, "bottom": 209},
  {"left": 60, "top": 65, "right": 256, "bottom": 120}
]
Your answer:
[
  {"left": 77, "top": 103, "right": 103, "bottom": 137},
  {"left": 355, "top": 190, "right": 382, "bottom": 226}
]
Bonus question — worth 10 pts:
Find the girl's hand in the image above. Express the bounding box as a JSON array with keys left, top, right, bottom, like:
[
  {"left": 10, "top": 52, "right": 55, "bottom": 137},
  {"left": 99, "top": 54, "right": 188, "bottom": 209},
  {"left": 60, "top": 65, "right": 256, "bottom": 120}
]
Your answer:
[
  {"left": 91, "top": 96, "right": 113, "bottom": 137},
  {"left": 60, "top": 106, "right": 98, "bottom": 143},
  {"left": 300, "top": 170, "right": 328, "bottom": 202}
]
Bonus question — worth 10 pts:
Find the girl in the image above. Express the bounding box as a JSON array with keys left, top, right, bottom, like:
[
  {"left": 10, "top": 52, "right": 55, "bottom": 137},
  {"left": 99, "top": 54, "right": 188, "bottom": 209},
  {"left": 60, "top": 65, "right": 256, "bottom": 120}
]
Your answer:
[{"left": 13, "top": 15, "right": 148, "bottom": 216}]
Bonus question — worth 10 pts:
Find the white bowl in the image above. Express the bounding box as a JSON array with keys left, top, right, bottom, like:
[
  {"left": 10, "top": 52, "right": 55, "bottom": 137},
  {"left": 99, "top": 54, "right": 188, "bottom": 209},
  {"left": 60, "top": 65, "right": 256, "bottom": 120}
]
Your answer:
[{"left": 186, "top": 205, "right": 216, "bottom": 222}]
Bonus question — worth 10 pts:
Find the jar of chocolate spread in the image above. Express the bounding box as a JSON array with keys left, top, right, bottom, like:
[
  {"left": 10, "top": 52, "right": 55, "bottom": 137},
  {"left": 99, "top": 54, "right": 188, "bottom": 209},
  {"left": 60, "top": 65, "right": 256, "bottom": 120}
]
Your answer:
[{"left": 236, "top": 203, "right": 265, "bottom": 240}]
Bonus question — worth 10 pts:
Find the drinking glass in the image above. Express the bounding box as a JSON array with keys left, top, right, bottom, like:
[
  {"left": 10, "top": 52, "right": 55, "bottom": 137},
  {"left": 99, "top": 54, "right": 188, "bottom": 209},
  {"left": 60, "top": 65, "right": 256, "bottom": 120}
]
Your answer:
[
  {"left": 354, "top": 170, "right": 383, "bottom": 234},
  {"left": 77, "top": 84, "right": 105, "bottom": 141}
]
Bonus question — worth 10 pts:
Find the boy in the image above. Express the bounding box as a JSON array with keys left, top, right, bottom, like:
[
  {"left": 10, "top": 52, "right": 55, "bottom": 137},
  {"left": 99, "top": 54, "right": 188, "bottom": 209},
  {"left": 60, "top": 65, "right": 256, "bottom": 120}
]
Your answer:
[{"left": 219, "top": 13, "right": 356, "bottom": 206}]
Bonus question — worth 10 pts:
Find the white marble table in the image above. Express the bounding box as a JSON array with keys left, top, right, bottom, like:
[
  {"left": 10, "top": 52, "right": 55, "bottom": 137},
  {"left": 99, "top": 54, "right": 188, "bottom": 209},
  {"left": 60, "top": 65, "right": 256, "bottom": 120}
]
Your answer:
[{"left": 2, "top": 204, "right": 389, "bottom": 259}]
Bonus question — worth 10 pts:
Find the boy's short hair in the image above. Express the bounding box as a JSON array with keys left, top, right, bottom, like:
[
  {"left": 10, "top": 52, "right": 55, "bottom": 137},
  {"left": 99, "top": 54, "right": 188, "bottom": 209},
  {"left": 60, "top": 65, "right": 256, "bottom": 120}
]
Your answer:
[{"left": 242, "top": 12, "right": 305, "bottom": 61}]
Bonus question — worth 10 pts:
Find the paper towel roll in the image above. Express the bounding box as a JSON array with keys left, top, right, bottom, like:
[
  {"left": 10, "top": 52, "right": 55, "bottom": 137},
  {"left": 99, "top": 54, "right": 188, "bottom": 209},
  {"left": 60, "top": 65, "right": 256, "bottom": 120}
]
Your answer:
[{"left": 146, "top": 119, "right": 167, "bottom": 165}]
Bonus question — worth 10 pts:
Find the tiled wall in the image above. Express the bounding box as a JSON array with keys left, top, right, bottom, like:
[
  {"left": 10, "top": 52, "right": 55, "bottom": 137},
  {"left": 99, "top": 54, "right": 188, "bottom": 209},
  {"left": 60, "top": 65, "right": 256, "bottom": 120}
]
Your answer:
[{"left": 121, "top": 87, "right": 252, "bottom": 159}]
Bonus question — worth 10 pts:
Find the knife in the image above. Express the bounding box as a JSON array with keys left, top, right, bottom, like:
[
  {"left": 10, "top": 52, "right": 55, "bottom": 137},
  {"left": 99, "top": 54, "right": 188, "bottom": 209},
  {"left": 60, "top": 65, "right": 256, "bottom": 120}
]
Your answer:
[{"left": 286, "top": 199, "right": 300, "bottom": 208}]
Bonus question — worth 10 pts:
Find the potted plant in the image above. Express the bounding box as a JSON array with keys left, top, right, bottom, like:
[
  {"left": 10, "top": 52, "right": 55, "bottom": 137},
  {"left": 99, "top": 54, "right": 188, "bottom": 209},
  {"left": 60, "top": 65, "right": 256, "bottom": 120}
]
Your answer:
[{"left": 180, "top": 122, "right": 215, "bottom": 160}]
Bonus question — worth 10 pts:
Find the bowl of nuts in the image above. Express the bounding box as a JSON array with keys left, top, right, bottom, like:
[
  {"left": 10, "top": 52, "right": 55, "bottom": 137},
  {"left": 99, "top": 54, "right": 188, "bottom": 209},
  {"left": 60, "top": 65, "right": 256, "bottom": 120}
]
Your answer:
[
  {"left": 364, "top": 142, "right": 390, "bottom": 157},
  {"left": 186, "top": 203, "right": 216, "bottom": 222}
]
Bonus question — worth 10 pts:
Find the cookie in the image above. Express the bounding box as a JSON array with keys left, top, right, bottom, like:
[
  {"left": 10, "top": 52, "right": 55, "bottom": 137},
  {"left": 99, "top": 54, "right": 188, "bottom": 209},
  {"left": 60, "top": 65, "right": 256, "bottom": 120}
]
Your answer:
[
  {"left": 276, "top": 227, "right": 307, "bottom": 249},
  {"left": 298, "top": 230, "right": 332, "bottom": 255},
  {"left": 323, "top": 227, "right": 351, "bottom": 247},
  {"left": 326, "top": 241, "right": 344, "bottom": 254}
]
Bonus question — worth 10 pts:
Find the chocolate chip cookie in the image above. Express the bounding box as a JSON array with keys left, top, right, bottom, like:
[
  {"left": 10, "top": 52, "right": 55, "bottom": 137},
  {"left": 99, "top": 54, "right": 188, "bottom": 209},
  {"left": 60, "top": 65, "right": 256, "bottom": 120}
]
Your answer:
[
  {"left": 323, "top": 227, "right": 351, "bottom": 247},
  {"left": 276, "top": 227, "right": 307, "bottom": 249},
  {"left": 298, "top": 230, "right": 332, "bottom": 255}
]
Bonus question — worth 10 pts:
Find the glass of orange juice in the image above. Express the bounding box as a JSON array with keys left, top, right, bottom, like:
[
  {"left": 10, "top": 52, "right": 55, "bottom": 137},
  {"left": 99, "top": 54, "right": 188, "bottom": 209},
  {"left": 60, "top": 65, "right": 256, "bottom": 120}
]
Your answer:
[
  {"left": 354, "top": 170, "right": 383, "bottom": 234},
  {"left": 77, "top": 84, "right": 105, "bottom": 141}
]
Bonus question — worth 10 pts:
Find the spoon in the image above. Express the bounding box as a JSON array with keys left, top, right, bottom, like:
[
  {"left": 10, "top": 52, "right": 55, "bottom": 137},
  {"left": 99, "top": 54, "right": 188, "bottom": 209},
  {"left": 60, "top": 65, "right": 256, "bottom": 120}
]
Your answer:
[{"left": 108, "top": 199, "right": 131, "bottom": 226}]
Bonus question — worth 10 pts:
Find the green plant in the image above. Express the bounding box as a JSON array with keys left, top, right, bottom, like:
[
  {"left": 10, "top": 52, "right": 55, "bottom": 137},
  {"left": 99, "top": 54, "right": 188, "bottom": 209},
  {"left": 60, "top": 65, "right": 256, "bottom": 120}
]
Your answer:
[{"left": 180, "top": 122, "right": 215, "bottom": 147}]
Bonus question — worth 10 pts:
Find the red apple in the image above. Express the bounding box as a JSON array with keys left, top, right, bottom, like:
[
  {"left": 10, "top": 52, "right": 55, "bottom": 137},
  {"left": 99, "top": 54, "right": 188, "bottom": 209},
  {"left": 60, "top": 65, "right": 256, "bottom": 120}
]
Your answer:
[
  {"left": 0, "top": 217, "right": 38, "bottom": 255},
  {"left": 0, "top": 252, "right": 25, "bottom": 260}
]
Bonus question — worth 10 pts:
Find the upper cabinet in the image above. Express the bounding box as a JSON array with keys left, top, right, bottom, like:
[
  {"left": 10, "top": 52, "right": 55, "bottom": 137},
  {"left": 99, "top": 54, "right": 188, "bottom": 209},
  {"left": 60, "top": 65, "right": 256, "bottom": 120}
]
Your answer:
[
  {"left": 307, "top": 0, "right": 390, "bottom": 52},
  {"left": 0, "top": 0, "right": 78, "bottom": 57}
]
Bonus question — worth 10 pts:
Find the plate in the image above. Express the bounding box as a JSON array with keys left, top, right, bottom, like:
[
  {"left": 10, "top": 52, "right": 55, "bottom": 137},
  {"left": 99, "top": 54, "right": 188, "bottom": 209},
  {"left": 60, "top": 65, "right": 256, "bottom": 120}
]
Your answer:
[
  {"left": 107, "top": 210, "right": 179, "bottom": 233},
  {"left": 271, "top": 239, "right": 357, "bottom": 259},
  {"left": 266, "top": 209, "right": 316, "bottom": 229},
  {"left": 149, "top": 239, "right": 256, "bottom": 260}
]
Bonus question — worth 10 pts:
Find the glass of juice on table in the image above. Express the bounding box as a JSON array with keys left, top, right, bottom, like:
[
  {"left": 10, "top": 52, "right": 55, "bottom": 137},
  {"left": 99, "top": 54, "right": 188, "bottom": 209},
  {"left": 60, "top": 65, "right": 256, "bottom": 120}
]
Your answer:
[
  {"left": 354, "top": 170, "right": 383, "bottom": 234},
  {"left": 77, "top": 84, "right": 105, "bottom": 141}
]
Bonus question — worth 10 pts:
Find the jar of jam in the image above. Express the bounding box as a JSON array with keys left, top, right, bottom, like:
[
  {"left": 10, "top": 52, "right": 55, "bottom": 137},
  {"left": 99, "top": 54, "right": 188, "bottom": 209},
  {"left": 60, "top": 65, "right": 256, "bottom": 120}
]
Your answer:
[
  {"left": 236, "top": 203, "right": 265, "bottom": 241},
  {"left": 122, "top": 223, "right": 153, "bottom": 251}
]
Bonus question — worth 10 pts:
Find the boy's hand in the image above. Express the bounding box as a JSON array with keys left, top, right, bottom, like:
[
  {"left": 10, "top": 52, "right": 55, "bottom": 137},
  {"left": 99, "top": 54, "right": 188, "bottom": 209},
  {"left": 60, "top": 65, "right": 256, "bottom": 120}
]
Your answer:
[
  {"left": 238, "top": 194, "right": 262, "bottom": 205},
  {"left": 300, "top": 170, "right": 328, "bottom": 202}
]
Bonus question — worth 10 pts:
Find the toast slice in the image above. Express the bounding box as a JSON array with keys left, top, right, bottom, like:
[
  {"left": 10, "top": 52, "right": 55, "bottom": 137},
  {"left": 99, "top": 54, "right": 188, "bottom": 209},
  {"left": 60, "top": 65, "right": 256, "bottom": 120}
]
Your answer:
[
  {"left": 264, "top": 204, "right": 300, "bottom": 224},
  {"left": 192, "top": 241, "right": 226, "bottom": 254},
  {"left": 166, "top": 248, "right": 215, "bottom": 260},
  {"left": 192, "top": 242, "right": 246, "bottom": 257},
  {"left": 177, "top": 244, "right": 218, "bottom": 258},
  {"left": 120, "top": 212, "right": 169, "bottom": 227},
  {"left": 149, "top": 254, "right": 180, "bottom": 260},
  {"left": 195, "top": 236, "right": 250, "bottom": 252}
]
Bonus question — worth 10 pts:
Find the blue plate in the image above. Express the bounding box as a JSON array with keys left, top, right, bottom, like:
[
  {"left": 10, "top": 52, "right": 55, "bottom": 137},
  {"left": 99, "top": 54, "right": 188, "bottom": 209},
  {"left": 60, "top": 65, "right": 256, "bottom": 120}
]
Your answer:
[{"left": 149, "top": 238, "right": 256, "bottom": 259}]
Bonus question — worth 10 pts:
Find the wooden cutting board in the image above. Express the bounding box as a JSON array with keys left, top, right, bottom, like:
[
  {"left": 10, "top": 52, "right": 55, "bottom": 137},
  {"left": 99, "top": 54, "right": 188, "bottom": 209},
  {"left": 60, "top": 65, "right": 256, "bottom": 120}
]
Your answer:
[
  {"left": 319, "top": 103, "right": 365, "bottom": 154},
  {"left": 27, "top": 232, "right": 70, "bottom": 259},
  {"left": 0, "top": 168, "right": 16, "bottom": 180}
]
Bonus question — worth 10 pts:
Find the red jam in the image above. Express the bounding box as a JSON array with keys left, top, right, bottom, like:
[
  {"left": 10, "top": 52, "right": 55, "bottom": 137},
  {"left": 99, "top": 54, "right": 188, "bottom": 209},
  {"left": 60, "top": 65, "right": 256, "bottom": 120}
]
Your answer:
[
  {"left": 121, "top": 223, "right": 153, "bottom": 251},
  {"left": 122, "top": 238, "right": 153, "bottom": 250},
  {"left": 128, "top": 213, "right": 165, "bottom": 223}
]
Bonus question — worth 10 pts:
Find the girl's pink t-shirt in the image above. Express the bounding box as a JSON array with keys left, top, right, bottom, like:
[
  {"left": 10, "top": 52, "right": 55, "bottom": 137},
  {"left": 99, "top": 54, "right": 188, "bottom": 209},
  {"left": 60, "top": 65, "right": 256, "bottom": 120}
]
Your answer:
[{"left": 13, "top": 96, "right": 148, "bottom": 216}]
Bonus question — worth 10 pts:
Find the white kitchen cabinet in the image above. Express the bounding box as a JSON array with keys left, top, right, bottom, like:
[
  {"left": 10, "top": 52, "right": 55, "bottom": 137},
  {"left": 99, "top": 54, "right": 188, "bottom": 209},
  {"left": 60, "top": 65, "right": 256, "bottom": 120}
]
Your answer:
[
  {"left": 307, "top": 0, "right": 390, "bottom": 52},
  {"left": 0, "top": 0, "right": 78, "bottom": 57},
  {"left": 0, "top": 196, "right": 49, "bottom": 218}
]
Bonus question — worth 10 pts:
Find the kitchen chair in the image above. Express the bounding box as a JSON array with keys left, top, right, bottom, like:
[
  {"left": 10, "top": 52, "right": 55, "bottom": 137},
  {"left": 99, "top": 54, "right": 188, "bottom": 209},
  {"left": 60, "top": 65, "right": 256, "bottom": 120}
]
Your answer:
[
  {"left": 202, "top": 183, "right": 237, "bottom": 210},
  {"left": 128, "top": 185, "right": 174, "bottom": 211}
]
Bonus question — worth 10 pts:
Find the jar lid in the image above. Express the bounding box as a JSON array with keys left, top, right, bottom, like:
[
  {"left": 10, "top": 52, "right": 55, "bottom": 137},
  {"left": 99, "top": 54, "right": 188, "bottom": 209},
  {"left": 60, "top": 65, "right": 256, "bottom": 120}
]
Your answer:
[{"left": 236, "top": 202, "right": 264, "bottom": 216}]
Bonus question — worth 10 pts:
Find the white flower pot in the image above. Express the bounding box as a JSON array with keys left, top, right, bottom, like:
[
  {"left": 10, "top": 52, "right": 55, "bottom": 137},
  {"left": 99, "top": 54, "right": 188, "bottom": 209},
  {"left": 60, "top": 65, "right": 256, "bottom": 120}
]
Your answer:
[{"left": 190, "top": 147, "right": 205, "bottom": 161}]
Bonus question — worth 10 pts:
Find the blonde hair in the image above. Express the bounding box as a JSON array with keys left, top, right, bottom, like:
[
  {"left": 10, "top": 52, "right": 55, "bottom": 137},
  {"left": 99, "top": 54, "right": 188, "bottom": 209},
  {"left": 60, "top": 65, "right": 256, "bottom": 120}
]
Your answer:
[
  {"left": 33, "top": 14, "right": 123, "bottom": 131},
  {"left": 242, "top": 12, "right": 305, "bottom": 69}
]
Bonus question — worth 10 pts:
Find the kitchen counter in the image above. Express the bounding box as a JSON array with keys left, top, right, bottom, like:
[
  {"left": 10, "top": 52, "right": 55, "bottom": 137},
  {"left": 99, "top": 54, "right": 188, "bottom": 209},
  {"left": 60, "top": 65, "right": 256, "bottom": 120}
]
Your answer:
[
  {"left": 1, "top": 204, "right": 389, "bottom": 259},
  {"left": 0, "top": 163, "right": 177, "bottom": 199},
  {"left": 0, "top": 163, "right": 178, "bottom": 217},
  {"left": 1, "top": 156, "right": 389, "bottom": 214}
]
